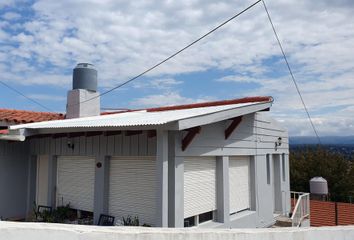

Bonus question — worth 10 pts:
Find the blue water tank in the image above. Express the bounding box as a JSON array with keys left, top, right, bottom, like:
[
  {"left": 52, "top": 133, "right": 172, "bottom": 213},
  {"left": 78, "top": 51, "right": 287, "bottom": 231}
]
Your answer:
[{"left": 73, "top": 63, "right": 97, "bottom": 92}]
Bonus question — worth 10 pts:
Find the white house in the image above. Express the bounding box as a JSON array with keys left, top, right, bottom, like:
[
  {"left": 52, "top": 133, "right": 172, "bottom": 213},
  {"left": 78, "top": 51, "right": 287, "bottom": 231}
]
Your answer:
[{"left": 0, "top": 63, "right": 290, "bottom": 228}]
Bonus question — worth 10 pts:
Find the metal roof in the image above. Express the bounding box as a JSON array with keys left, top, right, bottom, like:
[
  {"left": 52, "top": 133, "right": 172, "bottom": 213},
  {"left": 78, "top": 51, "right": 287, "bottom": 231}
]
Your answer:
[{"left": 10, "top": 101, "right": 271, "bottom": 132}]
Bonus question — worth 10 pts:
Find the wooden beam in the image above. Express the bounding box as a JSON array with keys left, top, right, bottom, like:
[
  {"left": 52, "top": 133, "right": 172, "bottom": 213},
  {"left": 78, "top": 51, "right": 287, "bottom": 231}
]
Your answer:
[
  {"left": 125, "top": 130, "right": 142, "bottom": 136},
  {"left": 52, "top": 133, "right": 68, "bottom": 139},
  {"left": 147, "top": 130, "right": 156, "bottom": 138},
  {"left": 68, "top": 132, "right": 86, "bottom": 138},
  {"left": 224, "top": 116, "right": 242, "bottom": 140},
  {"left": 104, "top": 131, "right": 122, "bottom": 136},
  {"left": 182, "top": 126, "right": 201, "bottom": 151},
  {"left": 85, "top": 131, "right": 103, "bottom": 137}
]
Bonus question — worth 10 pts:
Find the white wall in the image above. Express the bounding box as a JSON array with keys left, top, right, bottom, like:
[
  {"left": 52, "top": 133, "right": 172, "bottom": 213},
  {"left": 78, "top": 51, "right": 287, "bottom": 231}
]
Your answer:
[{"left": 0, "top": 222, "right": 354, "bottom": 240}]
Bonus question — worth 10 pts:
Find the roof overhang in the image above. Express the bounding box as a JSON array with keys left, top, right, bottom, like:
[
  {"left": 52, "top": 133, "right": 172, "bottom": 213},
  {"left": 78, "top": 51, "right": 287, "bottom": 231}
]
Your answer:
[
  {"left": 0, "top": 129, "right": 25, "bottom": 141},
  {"left": 8, "top": 100, "right": 272, "bottom": 139}
]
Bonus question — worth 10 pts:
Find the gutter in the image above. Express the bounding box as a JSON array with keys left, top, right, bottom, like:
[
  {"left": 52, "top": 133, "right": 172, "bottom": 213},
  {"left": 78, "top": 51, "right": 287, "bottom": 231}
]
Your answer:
[{"left": 0, "top": 129, "right": 26, "bottom": 141}]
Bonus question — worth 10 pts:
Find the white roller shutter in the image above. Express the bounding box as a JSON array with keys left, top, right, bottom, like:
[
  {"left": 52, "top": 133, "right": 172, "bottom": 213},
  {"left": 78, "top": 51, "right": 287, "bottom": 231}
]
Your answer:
[
  {"left": 184, "top": 157, "right": 216, "bottom": 218},
  {"left": 229, "top": 156, "right": 251, "bottom": 214},
  {"left": 109, "top": 156, "right": 156, "bottom": 226},
  {"left": 57, "top": 156, "right": 95, "bottom": 212}
]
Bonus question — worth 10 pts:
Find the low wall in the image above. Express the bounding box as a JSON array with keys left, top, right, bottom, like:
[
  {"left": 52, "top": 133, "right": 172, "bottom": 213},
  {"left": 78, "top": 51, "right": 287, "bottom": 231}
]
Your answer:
[
  {"left": 292, "top": 198, "right": 354, "bottom": 227},
  {"left": 0, "top": 222, "right": 354, "bottom": 240}
]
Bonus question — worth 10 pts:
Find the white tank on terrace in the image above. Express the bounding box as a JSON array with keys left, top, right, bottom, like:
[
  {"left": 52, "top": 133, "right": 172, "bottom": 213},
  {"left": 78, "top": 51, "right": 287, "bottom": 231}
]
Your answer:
[{"left": 309, "top": 177, "right": 328, "bottom": 195}]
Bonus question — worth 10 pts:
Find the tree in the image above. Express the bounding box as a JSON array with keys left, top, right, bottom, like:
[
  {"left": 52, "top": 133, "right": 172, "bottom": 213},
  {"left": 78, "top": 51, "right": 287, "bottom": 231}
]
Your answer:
[{"left": 290, "top": 146, "right": 354, "bottom": 202}]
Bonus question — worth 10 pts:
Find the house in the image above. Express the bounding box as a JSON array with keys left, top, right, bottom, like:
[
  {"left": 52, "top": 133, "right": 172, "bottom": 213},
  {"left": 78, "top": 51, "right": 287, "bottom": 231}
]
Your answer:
[
  {"left": 0, "top": 63, "right": 290, "bottom": 228},
  {"left": 0, "top": 110, "right": 63, "bottom": 219}
]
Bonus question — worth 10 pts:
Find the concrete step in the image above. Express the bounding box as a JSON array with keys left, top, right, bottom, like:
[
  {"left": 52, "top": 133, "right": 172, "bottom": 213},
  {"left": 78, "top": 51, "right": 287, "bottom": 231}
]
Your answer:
[{"left": 274, "top": 215, "right": 292, "bottom": 227}]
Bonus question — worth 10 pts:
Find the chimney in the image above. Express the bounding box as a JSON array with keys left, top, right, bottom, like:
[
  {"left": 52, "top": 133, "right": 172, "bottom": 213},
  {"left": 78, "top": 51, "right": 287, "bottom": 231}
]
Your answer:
[{"left": 66, "top": 63, "right": 100, "bottom": 119}]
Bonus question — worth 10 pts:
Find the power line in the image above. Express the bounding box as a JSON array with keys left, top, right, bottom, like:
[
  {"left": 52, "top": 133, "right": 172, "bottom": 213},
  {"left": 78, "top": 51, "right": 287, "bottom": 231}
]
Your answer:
[
  {"left": 261, "top": 0, "right": 322, "bottom": 145},
  {"left": 73, "top": 0, "right": 262, "bottom": 107},
  {"left": 0, "top": 80, "right": 53, "bottom": 112}
]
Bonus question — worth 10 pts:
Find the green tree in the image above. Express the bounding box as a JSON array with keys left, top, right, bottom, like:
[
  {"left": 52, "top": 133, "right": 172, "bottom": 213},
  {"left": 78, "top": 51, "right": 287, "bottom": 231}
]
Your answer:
[{"left": 290, "top": 146, "right": 354, "bottom": 202}]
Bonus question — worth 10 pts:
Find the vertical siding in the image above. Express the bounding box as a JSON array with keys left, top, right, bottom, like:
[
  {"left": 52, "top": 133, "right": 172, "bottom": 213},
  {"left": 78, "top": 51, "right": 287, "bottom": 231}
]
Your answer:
[{"left": 28, "top": 131, "right": 157, "bottom": 157}]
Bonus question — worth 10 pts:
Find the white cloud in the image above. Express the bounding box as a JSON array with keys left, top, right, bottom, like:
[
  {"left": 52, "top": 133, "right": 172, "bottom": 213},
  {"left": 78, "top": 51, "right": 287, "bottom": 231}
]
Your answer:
[
  {"left": 27, "top": 94, "right": 66, "bottom": 101},
  {"left": 0, "top": 0, "right": 353, "bottom": 135},
  {"left": 133, "top": 78, "right": 182, "bottom": 90},
  {"left": 131, "top": 91, "right": 214, "bottom": 108},
  {"left": 2, "top": 11, "right": 21, "bottom": 20}
]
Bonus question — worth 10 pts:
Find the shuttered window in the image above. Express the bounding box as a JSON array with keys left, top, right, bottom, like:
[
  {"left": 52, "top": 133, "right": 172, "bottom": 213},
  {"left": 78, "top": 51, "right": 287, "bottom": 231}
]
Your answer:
[
  {"left": 57, "top": 156, "right": 95, "bottom": 212},
  {"left": 184, "top": 157, "right": 216, "bottom": 218},
  {"left": 229, "top": 156, "right": 251, "bottom": 214},
  {"left": 109, "top": 156, "right": 156, "bottom": 226}
]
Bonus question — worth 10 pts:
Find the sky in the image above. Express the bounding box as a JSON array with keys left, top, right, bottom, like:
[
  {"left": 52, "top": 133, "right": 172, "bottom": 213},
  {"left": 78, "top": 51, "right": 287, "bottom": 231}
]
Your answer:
[{"left": 0, "top": 0, "right": 354, "bottom": 136}]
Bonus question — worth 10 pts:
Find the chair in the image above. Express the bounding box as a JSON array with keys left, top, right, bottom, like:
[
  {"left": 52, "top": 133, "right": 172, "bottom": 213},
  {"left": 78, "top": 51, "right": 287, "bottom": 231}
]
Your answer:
[{"left": 98, "top": 214, "right": 115, "bottom": 226}]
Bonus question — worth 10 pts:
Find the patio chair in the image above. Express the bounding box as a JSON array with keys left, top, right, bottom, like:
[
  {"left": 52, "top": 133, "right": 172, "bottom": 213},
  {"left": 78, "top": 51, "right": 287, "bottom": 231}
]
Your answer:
[{"left": 98, "top": 214, "right": 115, "bottom": 226}]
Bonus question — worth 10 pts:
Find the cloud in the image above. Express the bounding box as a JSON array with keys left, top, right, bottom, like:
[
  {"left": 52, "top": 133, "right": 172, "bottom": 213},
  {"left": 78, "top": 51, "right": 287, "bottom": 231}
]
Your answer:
[
  {"left": 130, "top": 91, "right": 214, "bottom": 108},
  {"left": 1, "top": 11, "right": 20, "bottom": 20},
  {"left": 132, "top": 78, "right": 182, "bottom": 90},
  {"left": 0, "top": 0, "right": 353, "bottom": 135},
  {"left": 27, "top": 94, "right": 66, "bottom": 101}
]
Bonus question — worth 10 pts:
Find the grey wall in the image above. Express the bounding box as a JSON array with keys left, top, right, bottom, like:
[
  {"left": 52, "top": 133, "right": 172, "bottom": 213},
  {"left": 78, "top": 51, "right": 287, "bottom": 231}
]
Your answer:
[
  {"left": 172, "top": 112, "right": 289, "bottom": 228},
  {"left": 174, "top": 113, "right": 289, "bottom": 157},
  {"left": 0, "top": 141, "right": 29, "bottom": 219}
]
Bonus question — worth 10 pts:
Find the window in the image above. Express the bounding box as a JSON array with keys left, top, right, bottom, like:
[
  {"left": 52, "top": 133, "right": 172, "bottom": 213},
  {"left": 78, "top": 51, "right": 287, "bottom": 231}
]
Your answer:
[
  {"left": 282, "top": 154, "right": 286, "bottom": 182},
  {"left": 266, "top": 154, "right": 270, "bottom": 185},
  {"left": 199, "top": 211, "right": 213, "bottom": 224},
  {"left": 184, "top": 216, "right": 195, "bottom": 227}
]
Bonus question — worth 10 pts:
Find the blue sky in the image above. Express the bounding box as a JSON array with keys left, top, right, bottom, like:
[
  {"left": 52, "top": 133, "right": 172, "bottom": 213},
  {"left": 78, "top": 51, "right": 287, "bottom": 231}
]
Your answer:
[{"left": 1, "top": 0, "right": 354, "bottom": 136}]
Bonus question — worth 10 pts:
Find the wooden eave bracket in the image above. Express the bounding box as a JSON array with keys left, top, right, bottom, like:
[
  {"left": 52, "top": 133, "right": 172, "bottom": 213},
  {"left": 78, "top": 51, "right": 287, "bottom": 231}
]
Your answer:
[
  {"left": 224, "top": 116, "right": 242, "bottom": 140},
  {"left": 182, "top": 126, "right": 201, "bottom": 151}
]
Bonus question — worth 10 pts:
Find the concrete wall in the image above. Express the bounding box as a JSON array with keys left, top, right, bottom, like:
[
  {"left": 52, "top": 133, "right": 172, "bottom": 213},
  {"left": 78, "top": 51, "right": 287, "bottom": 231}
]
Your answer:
[
  {"left": 0, "top": 141, "right": 29, "bottom": 219},
  {"left": 1, "top": 222, "right": 354, "bottom": 240}
]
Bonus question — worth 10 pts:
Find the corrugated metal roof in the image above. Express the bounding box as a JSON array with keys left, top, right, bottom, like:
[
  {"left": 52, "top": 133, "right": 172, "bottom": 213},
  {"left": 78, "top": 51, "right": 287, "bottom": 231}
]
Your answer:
[{"left": 10, "top": 101, "right": 269, "bottom": 130}]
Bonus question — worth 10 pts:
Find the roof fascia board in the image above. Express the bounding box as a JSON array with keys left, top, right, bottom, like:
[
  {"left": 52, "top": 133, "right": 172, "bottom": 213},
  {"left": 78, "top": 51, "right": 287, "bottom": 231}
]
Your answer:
[
  {"left": 177, "top": 102, "right": 272, "bottom": 130},
  {"left": 34, "top": 123, "right": 177, "bottom": 135}
]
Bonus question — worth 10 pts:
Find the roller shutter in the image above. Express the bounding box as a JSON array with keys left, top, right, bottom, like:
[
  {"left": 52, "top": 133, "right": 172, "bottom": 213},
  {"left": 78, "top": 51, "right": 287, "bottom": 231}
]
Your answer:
[
  {"left": 57, "top": 156, "right": 95, "bottom": 212},
  {"left": 229, "top": 156, "right": 251, "bottom": 214},
  {"left": 109, "top": 156, "right": 156, "bottom": 226},
  {"left": 184, "top": 157, "right": 216, "bottom": 218}
]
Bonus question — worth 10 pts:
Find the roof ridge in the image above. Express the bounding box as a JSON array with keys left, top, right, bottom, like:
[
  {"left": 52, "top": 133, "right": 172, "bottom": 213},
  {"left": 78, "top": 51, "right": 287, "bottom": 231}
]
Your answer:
[{"left": 145, "top": 96, "right": 273, "bottom": 112}]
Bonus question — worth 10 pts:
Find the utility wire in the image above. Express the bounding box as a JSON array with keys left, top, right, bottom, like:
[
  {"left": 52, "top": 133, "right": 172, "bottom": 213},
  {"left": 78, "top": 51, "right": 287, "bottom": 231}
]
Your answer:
[
  {"left": 0, "top": 80, "right": 53, "bottom": 112},
  {"left": 261, "top": 0, "right": 322, "bottom": 145},
  {"left": 73, "top": 0, "right": 262, "bottom": 107}
]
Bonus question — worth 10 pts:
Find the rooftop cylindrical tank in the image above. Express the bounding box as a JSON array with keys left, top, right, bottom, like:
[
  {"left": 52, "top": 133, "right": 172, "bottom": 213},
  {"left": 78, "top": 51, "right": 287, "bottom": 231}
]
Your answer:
[
  {"left": 309, "top": 177, "right": 328, "bottom": 195},
  {"left": 73, "top": 63, "right": 97, "bottom": 92}
]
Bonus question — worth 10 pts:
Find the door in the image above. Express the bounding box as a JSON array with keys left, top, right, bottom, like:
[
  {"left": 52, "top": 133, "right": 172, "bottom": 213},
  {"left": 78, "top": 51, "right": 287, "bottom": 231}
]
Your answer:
[
  {"left": 108, "top": 156, "right": 156, "bottom": 226},
  {"left": 56, "top": 156, "right": 95, "bottom": 212},
  {"left": 229, "top": 156, "right": 251, "bottom": 214},
  {"left": 184, "top": 157, "right": 216, "bottom": 218},
  {"left": 36, "top": 155, "right": 49, "bottom": 206}
]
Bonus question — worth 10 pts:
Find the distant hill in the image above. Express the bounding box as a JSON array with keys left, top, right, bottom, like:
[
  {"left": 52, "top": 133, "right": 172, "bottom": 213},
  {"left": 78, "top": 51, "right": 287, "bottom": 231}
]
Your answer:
[{"left": 290, "top": 136, "right": 354, "bottom": 145}]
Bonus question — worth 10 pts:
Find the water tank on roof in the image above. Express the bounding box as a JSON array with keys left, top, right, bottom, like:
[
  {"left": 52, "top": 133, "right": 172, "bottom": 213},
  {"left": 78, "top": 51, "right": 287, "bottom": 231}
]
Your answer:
[
  {"left": 73, "top": 63, "right": 97, "bottom": 92},
  {"left": 309, "top": 177, "right": 328, "bottom": 195}
]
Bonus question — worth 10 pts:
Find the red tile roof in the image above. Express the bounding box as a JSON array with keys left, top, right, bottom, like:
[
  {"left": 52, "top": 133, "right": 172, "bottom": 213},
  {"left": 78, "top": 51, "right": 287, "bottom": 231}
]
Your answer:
[
  {"left": 0, "top": 109, "right": 64, "bottom": 124},
  {"left": 146, "top": 96, "right": 273, "bottom": 112},
  {"left": 102, "top": 96, "right": 273, "bottom": 115}
]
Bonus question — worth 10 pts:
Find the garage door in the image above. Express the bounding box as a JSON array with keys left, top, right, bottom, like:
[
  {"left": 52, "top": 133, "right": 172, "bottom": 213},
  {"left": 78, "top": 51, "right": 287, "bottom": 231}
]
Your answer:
[
  {"left": 229, "top": 156, "right": 251, "bottom": 214},
  {"left": 57, "top": 156, "right": 95, "bottom": 212},
  {"left": 109, "top": 156, "right": 156, "bottom": 226},
  {"left": 184, "top": 157, "right": 216, "bottom": 218}
]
